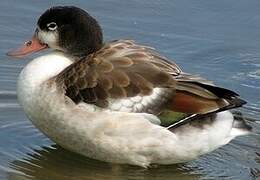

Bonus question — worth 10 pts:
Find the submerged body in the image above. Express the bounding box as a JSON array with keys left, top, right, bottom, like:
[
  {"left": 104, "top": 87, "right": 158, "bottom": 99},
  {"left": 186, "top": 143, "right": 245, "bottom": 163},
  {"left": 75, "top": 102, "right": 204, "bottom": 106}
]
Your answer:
[{"left": 17, "top": 52, "right": 249, "bottom": 167}]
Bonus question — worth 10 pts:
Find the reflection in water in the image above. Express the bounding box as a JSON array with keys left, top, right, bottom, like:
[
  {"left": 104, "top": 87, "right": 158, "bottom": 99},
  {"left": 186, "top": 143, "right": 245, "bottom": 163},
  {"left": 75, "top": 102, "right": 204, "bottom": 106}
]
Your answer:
[{"left": 8, "top": 145, "right": 200, "bottom": 180}]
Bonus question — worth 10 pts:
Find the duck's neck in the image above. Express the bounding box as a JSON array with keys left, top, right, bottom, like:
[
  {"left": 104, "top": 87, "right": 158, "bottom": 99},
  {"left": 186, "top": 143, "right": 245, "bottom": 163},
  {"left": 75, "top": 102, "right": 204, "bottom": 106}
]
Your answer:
[{"left": 17, "top": 51, "right": 73, "bottom": 104}]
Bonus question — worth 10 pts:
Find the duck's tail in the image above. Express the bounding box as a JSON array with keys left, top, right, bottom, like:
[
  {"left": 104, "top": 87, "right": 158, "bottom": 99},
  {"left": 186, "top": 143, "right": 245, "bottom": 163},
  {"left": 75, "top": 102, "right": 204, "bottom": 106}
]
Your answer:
[
  {"left": 230, "top": 111, "right": 252, "bottom": 136},
  {"left": 166, "top": 111, "right": 251, "bottom": 160}
]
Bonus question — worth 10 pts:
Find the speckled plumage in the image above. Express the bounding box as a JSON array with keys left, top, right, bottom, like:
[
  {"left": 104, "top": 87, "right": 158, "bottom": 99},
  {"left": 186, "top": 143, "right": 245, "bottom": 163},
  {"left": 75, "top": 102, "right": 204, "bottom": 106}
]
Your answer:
[
  {"left": 54, "top": 39, "right": 244, "bottom": 115},
  {"left": 55, "top": 40, "right": 177, "bottom": 108}
]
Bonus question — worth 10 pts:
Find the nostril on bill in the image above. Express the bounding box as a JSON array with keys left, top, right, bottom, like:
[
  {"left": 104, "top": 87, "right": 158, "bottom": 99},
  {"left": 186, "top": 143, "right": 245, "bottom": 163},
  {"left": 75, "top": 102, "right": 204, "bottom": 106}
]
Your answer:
[{"left": 25, "top": 41, "right": 32, "bottom": 46}]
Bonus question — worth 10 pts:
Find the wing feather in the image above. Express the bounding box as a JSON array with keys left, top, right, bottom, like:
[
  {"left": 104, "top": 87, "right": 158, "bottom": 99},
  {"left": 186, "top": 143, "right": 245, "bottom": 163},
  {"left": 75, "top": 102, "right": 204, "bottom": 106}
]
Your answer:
[
  {"left": 55, "top": 39, "right": 245, "bottom": 116},
  {"left": 56, "top": 40, "right": 178, "bottom": 107}
]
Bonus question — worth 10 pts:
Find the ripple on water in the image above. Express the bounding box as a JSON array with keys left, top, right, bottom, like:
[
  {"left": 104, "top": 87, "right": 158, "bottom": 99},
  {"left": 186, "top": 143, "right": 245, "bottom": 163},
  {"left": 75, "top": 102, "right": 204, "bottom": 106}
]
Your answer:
[{"left": 6, "top": 145, "right": 203, "bottom": 180}]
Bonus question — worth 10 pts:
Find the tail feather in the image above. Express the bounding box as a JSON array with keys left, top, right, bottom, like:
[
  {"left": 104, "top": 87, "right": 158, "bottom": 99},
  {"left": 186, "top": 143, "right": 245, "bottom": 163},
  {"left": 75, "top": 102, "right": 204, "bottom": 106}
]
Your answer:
[
  {"left": 230, "top": 111, "right": 252, "bottom": 137},
  {"left": 232, "top": 111, "right": 252, "bottom": 132},
  {"left": 166, "top": 74, "right": 248, "bottom": 132}
]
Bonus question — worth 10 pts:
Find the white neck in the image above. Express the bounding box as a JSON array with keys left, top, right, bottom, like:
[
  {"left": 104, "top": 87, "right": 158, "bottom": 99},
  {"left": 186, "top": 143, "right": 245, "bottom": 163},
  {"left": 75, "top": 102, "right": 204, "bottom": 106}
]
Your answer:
[{"left": 17, "top": 51, "right": 73, "bottom": 105}]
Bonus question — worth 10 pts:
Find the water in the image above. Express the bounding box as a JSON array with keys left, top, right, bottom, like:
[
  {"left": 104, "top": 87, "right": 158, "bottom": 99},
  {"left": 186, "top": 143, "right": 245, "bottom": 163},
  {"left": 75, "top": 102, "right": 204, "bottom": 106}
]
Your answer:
[{"left": 1, "top": 0, "right": 260, "bottom": 179}]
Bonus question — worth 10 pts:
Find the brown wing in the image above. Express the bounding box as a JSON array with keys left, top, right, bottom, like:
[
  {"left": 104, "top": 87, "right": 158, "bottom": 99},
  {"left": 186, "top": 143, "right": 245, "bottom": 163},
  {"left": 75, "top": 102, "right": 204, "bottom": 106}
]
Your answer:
[
  {"left": 55, "top": 39, "right": 245, "bottom": 114},
  {"left": 55, "top": 40, "right": 179, "bottom": 107}
]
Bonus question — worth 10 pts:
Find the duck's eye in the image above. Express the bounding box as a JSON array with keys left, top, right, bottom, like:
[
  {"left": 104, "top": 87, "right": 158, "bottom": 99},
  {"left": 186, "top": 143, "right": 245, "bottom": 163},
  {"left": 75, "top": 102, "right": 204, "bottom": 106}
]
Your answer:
[{"left": 47, "top": 22, "right": 57, "bottom": 31}]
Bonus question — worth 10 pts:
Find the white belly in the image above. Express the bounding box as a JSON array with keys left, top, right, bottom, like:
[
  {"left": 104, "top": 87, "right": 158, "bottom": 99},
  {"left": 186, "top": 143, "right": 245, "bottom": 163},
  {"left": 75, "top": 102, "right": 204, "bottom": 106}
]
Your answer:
[{"left": 18, "top": 84, "right": 237, "bottom": 167}]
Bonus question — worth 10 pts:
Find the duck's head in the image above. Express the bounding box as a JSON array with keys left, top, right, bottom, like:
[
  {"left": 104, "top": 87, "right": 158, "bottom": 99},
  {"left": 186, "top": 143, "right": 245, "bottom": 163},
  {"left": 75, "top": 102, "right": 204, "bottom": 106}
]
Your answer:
[{"left": 7, "top": 6, "right": 103, "bottom": 58}]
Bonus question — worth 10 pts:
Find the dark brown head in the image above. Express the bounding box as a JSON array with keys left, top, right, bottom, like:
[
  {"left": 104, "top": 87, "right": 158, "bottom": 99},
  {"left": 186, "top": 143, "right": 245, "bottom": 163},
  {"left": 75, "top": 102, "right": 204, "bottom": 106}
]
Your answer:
[{"left": 7, "top": 6, "right": 103, "bottom": 58}]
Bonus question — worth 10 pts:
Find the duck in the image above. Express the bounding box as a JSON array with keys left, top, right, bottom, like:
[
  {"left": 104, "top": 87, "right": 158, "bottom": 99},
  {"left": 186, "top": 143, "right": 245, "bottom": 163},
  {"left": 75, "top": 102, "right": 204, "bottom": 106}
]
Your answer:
[{"left": 7, "top": 6, "right": 251, "bottom": 167}]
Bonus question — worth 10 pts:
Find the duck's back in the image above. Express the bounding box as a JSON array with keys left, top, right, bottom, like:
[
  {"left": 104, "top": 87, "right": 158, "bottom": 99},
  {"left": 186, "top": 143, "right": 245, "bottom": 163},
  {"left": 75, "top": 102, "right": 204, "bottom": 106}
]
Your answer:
[{"left": 54, "top": 40, "right": 245, "bottom": 119}]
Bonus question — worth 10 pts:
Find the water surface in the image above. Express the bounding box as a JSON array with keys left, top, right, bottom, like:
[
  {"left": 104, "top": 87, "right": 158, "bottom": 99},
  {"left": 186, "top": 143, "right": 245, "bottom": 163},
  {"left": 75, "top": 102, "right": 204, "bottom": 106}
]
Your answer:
[{"left": 0, "top": 0, "right": 259, "bottom": 179}]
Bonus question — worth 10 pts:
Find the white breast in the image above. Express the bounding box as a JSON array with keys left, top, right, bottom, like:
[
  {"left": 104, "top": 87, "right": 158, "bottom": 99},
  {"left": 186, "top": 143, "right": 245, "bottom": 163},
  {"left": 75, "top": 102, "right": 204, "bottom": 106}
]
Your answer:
[{"left": 17, "top": 52, "right": 73, "bottom": 107}]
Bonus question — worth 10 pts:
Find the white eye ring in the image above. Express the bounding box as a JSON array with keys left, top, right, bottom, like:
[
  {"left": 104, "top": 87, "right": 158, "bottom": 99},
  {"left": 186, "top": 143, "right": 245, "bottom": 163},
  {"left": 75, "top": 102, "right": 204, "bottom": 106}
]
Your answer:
[{"left": 47, "top": 22, "right": 57, "bottom": 31}]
